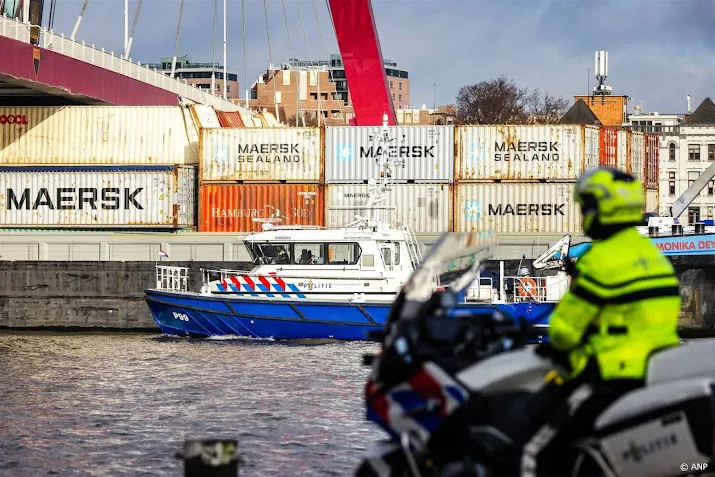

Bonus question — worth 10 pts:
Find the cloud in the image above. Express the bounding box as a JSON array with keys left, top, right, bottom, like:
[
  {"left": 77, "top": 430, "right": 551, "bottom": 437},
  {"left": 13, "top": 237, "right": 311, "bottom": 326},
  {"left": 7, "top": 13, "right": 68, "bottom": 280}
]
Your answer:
[{"left": 45, "top": 0, "right": 715, "bottom": 113}]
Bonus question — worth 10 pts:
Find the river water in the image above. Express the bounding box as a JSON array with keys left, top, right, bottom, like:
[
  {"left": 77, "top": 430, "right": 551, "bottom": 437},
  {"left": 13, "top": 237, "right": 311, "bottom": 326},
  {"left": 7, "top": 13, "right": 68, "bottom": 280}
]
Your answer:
[{"left": 0, "top": 331, "right": 384, "bottom": 476}]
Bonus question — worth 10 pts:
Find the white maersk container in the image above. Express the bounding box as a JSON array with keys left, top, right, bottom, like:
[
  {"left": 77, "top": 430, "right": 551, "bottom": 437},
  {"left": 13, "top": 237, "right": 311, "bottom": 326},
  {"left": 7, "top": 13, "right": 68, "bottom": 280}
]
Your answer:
[
  {"left": 630, "top": 131, "right": 645, "bottom": 182},
  {"left": 200, "top": 127, "right": 322, "bottom": 182},
  {"left": 325, "top": 126, "right": 454, "bottom": 183},
  {"left": 0, "top": 106, "right": 200, "bottom": 165},
  {"left": 0, "top": 165, "right": 196, "bottom": 228},
  {"left": 455, "top": 182, "right": 581, "bottom": 234},
  {"left": 326, "top": 183, "right": 451, "bottom": 233},
  {"left": 455, "top": 125, "right": 599, "bottom": 180}
]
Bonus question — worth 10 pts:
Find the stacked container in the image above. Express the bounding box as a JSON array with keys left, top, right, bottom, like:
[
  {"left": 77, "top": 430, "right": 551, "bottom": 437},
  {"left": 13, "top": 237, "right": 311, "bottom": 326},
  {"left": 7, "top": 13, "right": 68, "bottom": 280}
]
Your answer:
[
  {"left": 323, "top": 125, "right": 454, "bottom": 233},
  {"left": 453, "top": 125, "right": 600, "bottom": 234},
  {"left": 643, "top": 133, "right": 660, "bottom": 212},
  {"left": 198, "top": 127, "right": 324, "bottom": 232},
  {"left": 0, "top": 106, "right": 200, "bottom": 229}
]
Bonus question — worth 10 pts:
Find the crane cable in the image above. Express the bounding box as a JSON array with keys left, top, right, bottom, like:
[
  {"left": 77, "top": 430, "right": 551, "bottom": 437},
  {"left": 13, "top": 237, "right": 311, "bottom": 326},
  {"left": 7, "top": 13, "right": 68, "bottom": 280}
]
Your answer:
[
  {"left": 170, "top": 0, "right": 185, "bottom": 79},
  {"left": 211, "top": 0, "right": 217, "bottom": 93},
  {"left": 280, "top": 0, "right": 299, "bottom": 126},
  {"left": 241, "top": 0, "right": 248, "bottom": 109},
  {"left": 47, "top": 0, "right": 58, "bottom": 31},
  {"left": 263, "top": 0, "right": 280, "bottom": 121},
  {"left": 296, "top": 0, "right": 323, "bottom": 127}
]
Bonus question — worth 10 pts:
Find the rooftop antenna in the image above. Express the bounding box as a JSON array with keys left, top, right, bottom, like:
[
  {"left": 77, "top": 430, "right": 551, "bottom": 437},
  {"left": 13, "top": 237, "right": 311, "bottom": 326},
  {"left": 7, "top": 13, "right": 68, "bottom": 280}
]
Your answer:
[{"left": 593, "top": 50, "right": 612, "bottom": 96}]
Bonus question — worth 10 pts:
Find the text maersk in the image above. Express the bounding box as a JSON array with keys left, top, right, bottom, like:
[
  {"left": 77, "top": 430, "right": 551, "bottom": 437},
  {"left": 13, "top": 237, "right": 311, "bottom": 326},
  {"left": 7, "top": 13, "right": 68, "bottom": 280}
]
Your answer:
[
  {"left": 6, "top": 187, "right": 144, "bottom": 210},
  {"left": 236, "top": 144, "right": 301, "bottom": 163},
  {"left": 489, "top": 204, "right": 565, "bottom": 216},
  {"left": 494, "top": 141, "right": 559, "bottom": 161},
  {"left": 360, "top": 146, "right": 434, "bottom": 158}
]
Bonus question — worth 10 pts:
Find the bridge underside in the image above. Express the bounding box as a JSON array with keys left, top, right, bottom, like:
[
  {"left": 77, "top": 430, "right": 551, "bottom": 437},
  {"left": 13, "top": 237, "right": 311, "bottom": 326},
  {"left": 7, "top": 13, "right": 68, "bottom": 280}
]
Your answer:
[{"left": 0, "top": 73, "right": 107, "bottom": 106}]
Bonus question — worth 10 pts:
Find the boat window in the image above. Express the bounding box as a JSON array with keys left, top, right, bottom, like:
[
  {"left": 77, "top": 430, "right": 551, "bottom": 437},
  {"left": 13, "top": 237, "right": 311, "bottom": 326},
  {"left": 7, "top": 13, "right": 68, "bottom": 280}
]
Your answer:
[
  {"left": 381, "top": 247, "right": 392, "bottom": 266},
  {"left": 293, "top": 243, "right": 325, "bottom": 264},
  {"left": 256, "top": 243, "right": 291, "bottom": 265},
  {"left": 394, "top": 245, "right": 401, "bottom": 265},
  {"left": 328, "top": 242, "right": 360, "bottom": 265},
  {"left": 362, "top": 254, "right": 375, "bottom": 267}
]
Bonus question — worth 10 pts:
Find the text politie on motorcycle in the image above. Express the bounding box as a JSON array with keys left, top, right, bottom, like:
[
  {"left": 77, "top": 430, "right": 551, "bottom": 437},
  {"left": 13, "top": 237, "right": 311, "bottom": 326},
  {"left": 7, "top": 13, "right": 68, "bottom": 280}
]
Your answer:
[{"left": 521, "top": 167, "right": 682, "bottom": 476}]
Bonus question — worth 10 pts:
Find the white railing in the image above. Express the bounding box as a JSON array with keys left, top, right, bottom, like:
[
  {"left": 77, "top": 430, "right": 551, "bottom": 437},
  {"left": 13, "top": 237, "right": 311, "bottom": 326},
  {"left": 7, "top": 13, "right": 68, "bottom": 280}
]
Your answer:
[
  {"left": 156, "top": 265, "right": 190, "bottom": 292},
  {"left": 0, "top": 15, "right": 246, "bottom": 112},
  {"left": 505, "top": 275, "right": 569, "bottom": 303},
  {"left": 465, "top": 277, "right": 496, "bottom": 302},
  {"left": 202, "top": 268, "right": 253, "bottom": 287}
]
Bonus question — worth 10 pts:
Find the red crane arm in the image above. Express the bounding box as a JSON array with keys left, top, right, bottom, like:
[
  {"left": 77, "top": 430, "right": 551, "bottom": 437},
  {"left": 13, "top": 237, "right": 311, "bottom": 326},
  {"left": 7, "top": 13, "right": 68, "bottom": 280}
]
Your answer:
[{"left": 327, "top": 0, "right": 397, "bottom": 126}]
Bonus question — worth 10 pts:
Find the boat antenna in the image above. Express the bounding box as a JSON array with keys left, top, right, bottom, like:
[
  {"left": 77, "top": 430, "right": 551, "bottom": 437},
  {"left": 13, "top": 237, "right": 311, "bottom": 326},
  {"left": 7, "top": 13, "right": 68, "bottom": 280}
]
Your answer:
[{"left": 346, "top": 112, "right": 405, "bottom": 230}]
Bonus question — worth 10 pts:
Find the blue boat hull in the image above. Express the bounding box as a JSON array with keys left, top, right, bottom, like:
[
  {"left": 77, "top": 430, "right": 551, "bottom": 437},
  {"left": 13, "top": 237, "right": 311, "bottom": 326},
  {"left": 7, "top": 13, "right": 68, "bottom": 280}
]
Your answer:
[{"left": 145, "top": 290, "right": 554, "bottom": 341}]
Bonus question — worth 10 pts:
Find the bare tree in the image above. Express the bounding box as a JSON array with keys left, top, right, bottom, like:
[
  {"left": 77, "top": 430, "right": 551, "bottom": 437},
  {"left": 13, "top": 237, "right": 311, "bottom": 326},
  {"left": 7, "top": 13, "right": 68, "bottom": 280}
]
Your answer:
[
  {"left": 285, "top": 111, "right": 321, "bottom": 127},
  {"left": 524, "top": 90, "right": 570, "bottom": 124},
  {"left": 455, "top": 76, "right": 569, "bottom": 125}
]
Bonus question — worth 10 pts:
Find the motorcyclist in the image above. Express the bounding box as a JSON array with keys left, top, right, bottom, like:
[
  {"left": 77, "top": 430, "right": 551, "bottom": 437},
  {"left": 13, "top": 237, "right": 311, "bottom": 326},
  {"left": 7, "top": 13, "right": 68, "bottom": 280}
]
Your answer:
[{"left": 518, "top": 167, "right": 682, "bottom": 476}]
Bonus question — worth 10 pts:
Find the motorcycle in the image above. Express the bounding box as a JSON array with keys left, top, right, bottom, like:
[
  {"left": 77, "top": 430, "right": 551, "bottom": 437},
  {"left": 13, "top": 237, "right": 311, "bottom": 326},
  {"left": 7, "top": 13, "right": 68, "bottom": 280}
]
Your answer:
[{"left": 356, "top": 231, "right": 715, "bottom": 477}]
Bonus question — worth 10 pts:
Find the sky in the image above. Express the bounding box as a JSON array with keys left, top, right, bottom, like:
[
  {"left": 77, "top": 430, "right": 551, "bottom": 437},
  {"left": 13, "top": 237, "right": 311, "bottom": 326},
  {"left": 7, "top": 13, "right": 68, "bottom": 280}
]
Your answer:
[{"left": 45, "top": 0, "right": 715, "bottom": 114}]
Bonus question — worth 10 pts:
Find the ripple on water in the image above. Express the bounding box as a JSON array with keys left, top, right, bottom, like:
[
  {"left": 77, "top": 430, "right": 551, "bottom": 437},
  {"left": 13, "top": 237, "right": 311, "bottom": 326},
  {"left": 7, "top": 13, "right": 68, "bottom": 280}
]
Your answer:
[{"left": 0, "top": 332, "right": 385, "bottom": 476}]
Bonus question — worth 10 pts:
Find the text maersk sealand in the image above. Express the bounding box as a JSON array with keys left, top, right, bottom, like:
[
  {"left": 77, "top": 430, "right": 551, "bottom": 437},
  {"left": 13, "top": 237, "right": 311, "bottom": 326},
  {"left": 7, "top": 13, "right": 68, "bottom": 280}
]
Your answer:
[{"left": 145, "top": 115, "right": 552, "bottom": 341}]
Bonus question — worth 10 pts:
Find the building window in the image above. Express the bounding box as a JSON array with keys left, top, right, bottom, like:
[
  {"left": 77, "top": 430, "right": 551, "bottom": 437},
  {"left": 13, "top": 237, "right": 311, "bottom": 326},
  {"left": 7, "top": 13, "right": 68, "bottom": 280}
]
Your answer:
[
  {"left": 274, "top": 91, "right": 282, "bottom": 103},
  {"left": 399, "top": 82, "right": 402, "bottom": 90},
  {"left": 688, "top": 171, "right": 699, "bottom": 188},
  {"left": 669, "top": 172, "right": 676, "bottom": 195},
  {"left": 669, "top": 143, "right": 676, "bottom": 161},
  {"left": 389, "top": 81, "right": 393, "bottom": 88},
  {"left": 689, "top": 144, "right": 700, "bottom": 161},
  {"left": 226, "top": 85, "right": 230, "bottom": 92},
  {"left": 709, "top": 144, "right": 715, "bottom": 161},
  {"left": 709, "top": 181, "right": 715, "bottom": 196},
  {"left": 398, "top": 94, "right": 402, "bottom": 102},
  {"left": 392, "top": 93, "right": 395, "bottom": 100},
  {"left": 688, "top": 207, "right": 701, "bottom": 224}
]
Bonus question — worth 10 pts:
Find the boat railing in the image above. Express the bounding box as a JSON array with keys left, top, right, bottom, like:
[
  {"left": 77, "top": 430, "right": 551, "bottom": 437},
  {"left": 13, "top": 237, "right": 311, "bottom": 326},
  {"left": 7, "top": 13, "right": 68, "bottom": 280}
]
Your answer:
[
  {"left": 465, "top": 277, "right": 496, "bottom": 302},
  {"left": 504, "top": 275, "right": 568, "bottom": 303},
  {"left": 201, "top": 268, "right": 253, "bottom": 286},
  {"left": 156, "top": 265, "right": 190, "bottom": 292}
]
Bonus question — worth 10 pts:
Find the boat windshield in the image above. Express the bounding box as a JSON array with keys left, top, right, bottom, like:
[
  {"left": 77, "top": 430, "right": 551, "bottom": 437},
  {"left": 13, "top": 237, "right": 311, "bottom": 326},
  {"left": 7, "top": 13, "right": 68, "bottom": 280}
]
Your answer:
[{"left": 247, "top": 242, "right": 292, "bottom": 265}]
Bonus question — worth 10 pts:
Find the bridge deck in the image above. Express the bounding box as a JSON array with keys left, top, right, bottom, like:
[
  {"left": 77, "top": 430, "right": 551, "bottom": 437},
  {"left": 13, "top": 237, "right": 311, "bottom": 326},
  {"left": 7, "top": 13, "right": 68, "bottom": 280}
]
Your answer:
[{"left": 0, "top": 15, "right": 244, "bottom": 111}]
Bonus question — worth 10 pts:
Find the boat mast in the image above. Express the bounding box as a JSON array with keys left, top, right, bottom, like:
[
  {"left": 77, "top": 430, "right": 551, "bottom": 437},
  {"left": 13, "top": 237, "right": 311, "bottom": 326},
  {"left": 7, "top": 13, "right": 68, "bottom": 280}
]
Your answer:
[{"left": 348, "top": 113, "right": 405, "bottom": 230}]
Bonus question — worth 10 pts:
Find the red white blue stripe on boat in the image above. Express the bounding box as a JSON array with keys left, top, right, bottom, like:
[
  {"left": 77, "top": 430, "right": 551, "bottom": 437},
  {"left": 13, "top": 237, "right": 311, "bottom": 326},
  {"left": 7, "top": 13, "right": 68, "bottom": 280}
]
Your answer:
[{"left": 217, "top": 272, "right": 306, "bottom": 298}]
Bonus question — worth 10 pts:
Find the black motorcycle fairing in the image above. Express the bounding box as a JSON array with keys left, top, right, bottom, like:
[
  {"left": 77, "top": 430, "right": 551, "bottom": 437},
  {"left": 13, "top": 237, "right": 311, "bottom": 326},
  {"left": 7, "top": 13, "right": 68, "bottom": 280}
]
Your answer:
[{"left": 426, "top": 390, "right": 539, "bottom": 472}]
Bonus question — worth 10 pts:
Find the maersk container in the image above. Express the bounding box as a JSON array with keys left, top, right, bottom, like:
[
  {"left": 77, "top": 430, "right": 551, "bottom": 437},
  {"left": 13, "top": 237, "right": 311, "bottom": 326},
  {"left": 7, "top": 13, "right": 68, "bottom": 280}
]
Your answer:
[
  {"left": 455, "top": 182, "right": 581, "bottom": 234},
  {"left": 598, "top": 127, "right": 629, "bottom": 171},
  {"left": 200, "top": 127, "right": 322, "bottom": 182},
  {"left": 326, "top": 183, "right": 451, "bottom": 233},
  {"left": 199, "top": 183, "right": 324, "bottom": 232},
  {"left": 190, "top": 105, "right": 222, "bottom": 129},
  {"left": 629, "top": 131, "right": 645, "bottom": 183},
  {"left": 455, "top": 125, "right": 599, "bottom": 180},
  {"left": 0, "top": 165, "right": 196, "bottom": 228},
  {"left": 324, "top": 126, "right": 454, "bottom": 183},
  {"left": 0, "top": 106, "right": 200, "bottom": 165},
  {"left": 644, "top": 133, "right": 659, "bottom": 189}
]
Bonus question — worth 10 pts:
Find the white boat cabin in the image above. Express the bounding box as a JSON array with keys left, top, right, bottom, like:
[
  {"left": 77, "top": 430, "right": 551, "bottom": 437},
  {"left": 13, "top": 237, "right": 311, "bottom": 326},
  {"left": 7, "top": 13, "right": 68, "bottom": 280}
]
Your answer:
[{"left": 198, "top": 224, "right": 423, "bottom": 302}]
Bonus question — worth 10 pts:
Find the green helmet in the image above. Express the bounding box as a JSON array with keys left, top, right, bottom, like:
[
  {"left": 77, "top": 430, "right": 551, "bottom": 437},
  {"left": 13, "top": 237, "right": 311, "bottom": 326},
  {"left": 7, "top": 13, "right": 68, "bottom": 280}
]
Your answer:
[{"left": 575, "top": 167, "right": 644, "bottom": 235}]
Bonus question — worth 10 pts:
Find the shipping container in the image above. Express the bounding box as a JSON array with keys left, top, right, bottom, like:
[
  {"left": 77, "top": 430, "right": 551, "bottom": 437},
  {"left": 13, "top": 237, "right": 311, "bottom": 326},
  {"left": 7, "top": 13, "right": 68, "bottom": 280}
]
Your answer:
[
  {"left": 198, "top": 183, "right": 324, "bottom": 232},
  {"left": 0, "top": 106, "right": 199, "bottom": 165},
  {"left": 325, "top": 126, "right": 454, "bottom": 183},
  {"left": 0, "top": 165, "right": 196, "bottom": 228},
  {"left": 455, "top": 182, "right": 581, "bottom": 234},
  {"left": 455, "top": 125, "right": 599, "bottom": 181},
  {"left": 597, "top": 127, "right": 630, "bottom": 171},
  {"left": 200, "top": 127, "right": 322, "bottom": 182},
  {"left": 629, "top": 131, "right": 645, "bottom": 182},
  {"left": 216, "top": 111, "right": 245, "bottom": 128},
  {"left": 190, "top": 105, "right": 222, "bottom": 129},
  {"left": 644, "top": 133, "right": 659, "bottom": 189},
  {"left": 645, "top": 189, "right": 659, "bottom": 213},
  {"left": 326, "top": 183, "right": 451, "bottom": 233}
]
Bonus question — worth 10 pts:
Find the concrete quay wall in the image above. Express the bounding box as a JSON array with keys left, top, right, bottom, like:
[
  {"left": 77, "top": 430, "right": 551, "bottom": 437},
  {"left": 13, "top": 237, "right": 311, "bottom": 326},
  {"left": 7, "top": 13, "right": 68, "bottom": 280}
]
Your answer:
[{"left": 0, "top": 261, "right": 251, "bottom": 330}]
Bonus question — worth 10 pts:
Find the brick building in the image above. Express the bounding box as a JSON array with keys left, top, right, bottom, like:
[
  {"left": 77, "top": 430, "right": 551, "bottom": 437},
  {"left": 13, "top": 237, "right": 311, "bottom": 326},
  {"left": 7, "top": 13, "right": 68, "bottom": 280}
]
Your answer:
[
  {"left": 245, "top": 54, "right": 411, "bottom": 125},
  {"left": 573, "top": 94, "right": 629, "bottom": 126}
]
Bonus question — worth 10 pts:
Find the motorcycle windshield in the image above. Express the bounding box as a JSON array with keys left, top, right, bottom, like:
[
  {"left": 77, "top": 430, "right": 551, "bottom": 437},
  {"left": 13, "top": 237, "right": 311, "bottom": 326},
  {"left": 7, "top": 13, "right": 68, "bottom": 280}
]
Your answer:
[{"left": 398, "top": 231, "right": 497, "bottom": 318}]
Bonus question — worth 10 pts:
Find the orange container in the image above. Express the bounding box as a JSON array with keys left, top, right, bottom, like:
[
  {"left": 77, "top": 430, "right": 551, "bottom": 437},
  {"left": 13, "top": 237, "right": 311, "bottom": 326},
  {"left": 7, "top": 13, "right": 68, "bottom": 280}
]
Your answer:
[
  {"left": 199, "top": 183, "right": 324, "bottom": 232},
  {"left": 599, "top": 126, "right": 618, "bottom": 167},
  {"left": 644, "top": 133, "right": 659, "bottom": 189},
  {"left": 216, "top": 111, "right": 245, "bottom": 128}
]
